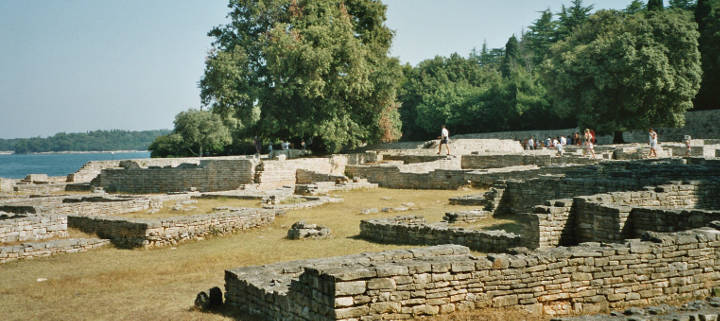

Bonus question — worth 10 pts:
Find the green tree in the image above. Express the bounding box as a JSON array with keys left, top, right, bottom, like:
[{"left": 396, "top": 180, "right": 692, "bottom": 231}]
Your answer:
[
  {"left": 625, "top": 0, "right": 646, "bottom": 14},
  {"left": 648, "top": 0, "right": 665, "bottom": 10},
  {"left": 398, "top": 53, "right": 496, "bottom": 139},
  {"left": 171, "top": 109, "right": 232, "bottom": 157},
  {"left": 694, "top": 0, "right": 720, "bottom": 109},
  {"left": 500, "top": 35, "right": 520, "bottom": 77},
  {"left": 669, "top": 0, "right": 696, "bottom": 10},
  {"left": 542, "top": 9, "right": 702, "bottom": 142},
  {"left": 525, "top": 9, "right": 557, "bottom": 66},
  {"left": 200, "top": 0, "right": 402, "bottom": 153},
  {"left": 556, "top": 0, "right": 594, "bottom": 40}
]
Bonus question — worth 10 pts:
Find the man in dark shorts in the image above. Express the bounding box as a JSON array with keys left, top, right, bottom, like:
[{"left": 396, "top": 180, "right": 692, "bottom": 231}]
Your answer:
[{"left": 437, "top": 125, "right": 450, "bottom": 155}]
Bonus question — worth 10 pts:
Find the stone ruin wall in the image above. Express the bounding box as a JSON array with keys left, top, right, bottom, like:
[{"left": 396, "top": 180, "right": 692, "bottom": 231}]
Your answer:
[
  {"left": 225, "top": 227, "right": 720, "bottom": 320},
  {"left": 66, "top": 156, "right": 212, "bottom": 183},
  {"left": 527, "top": 183, "right": 720, "bottom": 249},
  {"left": 255, "top": 156, "right": 347, "bottom": 190},
  {"left": 92, "top": 159, "right": 257, "bottom": 193},
  {"left": 359, "top": 216, "right": 525, "bottom": 253},
  {"left": 1, "top": 238, "right": 109, "bottom": 264},
  {"left": 68, "top": 208, "right": 278, "bottom": 248},
  {"left": 90, "top": 156, "right": 348, "bottom": 193},
  {"left": 0, "top": 214, "right": 68, "bottom": 243}
]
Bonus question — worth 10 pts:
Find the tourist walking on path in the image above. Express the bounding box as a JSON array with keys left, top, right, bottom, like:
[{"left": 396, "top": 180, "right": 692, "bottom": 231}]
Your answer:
[
  {"left": 583, "top": 128, "right": 595, "bottom": 158},
  {"left": 648, "top": 128, "right": 658, "bottom": 158},
  {"left": 437, "top": 125, "right": 451, "bottom": 155}
]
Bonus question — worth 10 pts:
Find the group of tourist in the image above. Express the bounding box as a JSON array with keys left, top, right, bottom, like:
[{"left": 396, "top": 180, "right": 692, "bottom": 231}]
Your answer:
[
  {"left": 520, "top": 129, "right": 597, "bottom": 158},
  {"left": 434, "top": 125, "right": 690, "bottom": 159}
]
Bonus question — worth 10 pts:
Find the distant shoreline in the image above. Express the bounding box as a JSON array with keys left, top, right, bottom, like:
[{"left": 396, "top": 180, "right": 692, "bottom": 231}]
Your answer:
[{"left": 4, "top": 150, "right": 150, "bottom": 155}]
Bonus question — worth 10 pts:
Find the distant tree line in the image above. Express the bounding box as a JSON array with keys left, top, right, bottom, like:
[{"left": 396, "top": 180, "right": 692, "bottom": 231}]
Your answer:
[
  {"left": 0, "top": 129, "right": 170, "bottom": 154},
  {"left": 151, "top": 0, "right": 720, "bottom": 157}
]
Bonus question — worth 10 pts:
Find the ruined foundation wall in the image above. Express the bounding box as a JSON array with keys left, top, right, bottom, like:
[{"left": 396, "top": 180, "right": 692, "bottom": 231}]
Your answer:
[
  {"left": 0, "top": 215, "right": 68, "bottom": 243},
  {"left": 68, "top": 209, "right": 276, "bottom": 248},
  {"left": 92, "top": 159, "right": 256, "bottom": 193},
  {"left": 255, "top": 156, "right": 348, "bottom": 190},
  {"left": 528, "top": 183, "right": 718, "bottom": 248},
  {"left": 0, "top": 238, "right": 109, "bottom": 264},
  {"left": 359, "top": 216, "right": 525, "bottom": 253},
  {"left": 226, "top": 229, "right": 720, "bottom": 320}
]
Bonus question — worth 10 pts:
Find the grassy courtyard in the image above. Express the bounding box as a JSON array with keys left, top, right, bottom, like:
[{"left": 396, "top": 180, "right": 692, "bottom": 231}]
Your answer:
[{"left": 0, "top": 187, "right": 535, "bottom": 321}]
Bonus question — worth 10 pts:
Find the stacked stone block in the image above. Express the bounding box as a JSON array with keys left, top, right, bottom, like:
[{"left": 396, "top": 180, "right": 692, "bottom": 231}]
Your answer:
[
  {"left": 359, "top": 216, "right": 524, "bottom": 253},
  {"left": 68, "top": 208, "right": 278, "bottom": 248},
  {"left": 1, "top": 238, "right": 109, "bottom": 263},
  {"left": 0, "top": 214, "right": 68, "bottom": 243},
  {"left": 225, "top": 228, "right": 720, "bottom": 320},
  {"left": 92, "top": 159, "right": 257, "bottom": 193}
]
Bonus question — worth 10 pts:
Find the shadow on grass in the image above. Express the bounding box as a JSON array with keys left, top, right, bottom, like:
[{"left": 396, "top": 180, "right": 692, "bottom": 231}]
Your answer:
[{"left": 192, "top": 304, "right": 263, "bottom": 321}]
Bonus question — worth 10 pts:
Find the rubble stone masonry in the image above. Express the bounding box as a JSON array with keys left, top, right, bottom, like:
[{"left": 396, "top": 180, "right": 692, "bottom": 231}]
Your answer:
[{"left": 225, "top": 228, "right": 720, "bottom": 320}]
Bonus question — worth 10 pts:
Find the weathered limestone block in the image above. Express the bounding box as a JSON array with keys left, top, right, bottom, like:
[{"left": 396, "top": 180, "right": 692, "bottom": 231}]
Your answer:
[{"left": 287, "top": 221, "right": 331, "bottom": 240}]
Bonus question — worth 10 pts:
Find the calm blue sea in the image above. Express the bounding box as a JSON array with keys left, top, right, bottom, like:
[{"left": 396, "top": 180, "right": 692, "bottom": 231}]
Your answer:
[{"left": 0, "top": 151, "right": 150, "bottom": 179}]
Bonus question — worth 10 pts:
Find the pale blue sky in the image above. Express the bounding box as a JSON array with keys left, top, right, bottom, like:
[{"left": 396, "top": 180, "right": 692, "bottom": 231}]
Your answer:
[{"left": 0, "top": 0, "right": 631, "bottom": 139}]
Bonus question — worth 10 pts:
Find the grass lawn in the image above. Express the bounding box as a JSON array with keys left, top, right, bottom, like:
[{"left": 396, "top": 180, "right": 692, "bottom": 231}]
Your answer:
[{"left": 0, "top": 187, "right": 539, "bottom": 321}]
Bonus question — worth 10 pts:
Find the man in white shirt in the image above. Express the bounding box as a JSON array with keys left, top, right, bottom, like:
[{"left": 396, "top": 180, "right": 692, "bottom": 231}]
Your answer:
[{"left": 437, "top": 125, "right": 450, "bottom": 155}]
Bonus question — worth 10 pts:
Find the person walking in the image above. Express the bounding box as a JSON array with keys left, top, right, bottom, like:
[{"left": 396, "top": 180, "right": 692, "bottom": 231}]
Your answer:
[
  {"left": 648, "top": 128, "right": 658, "bottom": 158},
  {"left": 437, "top": 125, "right": 451, "bottom": 155},
  {"left": 583, "top": 128, "right": 595, "bottom": 158}
]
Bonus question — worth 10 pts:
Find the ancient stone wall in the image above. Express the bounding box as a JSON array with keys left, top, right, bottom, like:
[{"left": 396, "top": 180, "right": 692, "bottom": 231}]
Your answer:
[
  {"left": 92, "top": 159, "right": 256, "bottom": 193},
  {"left": 66, "top": 156, "right": 211, "bottom": 183},
  {"left": 0, "top": 238, "right": 109, "bottom": 264},
  {"left": 345, "top": 165, "right": 470, "bottom": 189},
  {"left": 359, "top": 216, "right": 525, "bottom": 253},
  {"left": 632, "top": 208, "right": 720, "bottom": 236},
  {"left": 68, "top": 208, "right": 277, "bottom": 248},
  {"left": 255, "top": 156, "right": 347, "bottom": 190},
  {"left": 526, "top": 183, "right": 720, "bottom": 248},
  {"left": 0, "top": 214, "right": 68, "bottom": 243},
  {"left": 225, "top": 228, "right": 720, "bottom": 320}
]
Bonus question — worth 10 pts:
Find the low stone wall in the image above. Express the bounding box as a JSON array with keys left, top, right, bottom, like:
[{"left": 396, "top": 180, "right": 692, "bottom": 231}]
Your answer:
[
  {"left": 0, "top": 194, "right": 192, "bottom": 217},
  {"left": 499, "top": 160, "right": 720, "bottom": 216},
  {"left": 359, "top": 216, "right": 525, "bottom": 253},
  {"left": 296, "top": 169, "right": 347, "bottom": 184},
  {"left": 632, "top": 208, "right": 720, "bottom": 235},
  {"left": 255, "top": 156, "right": 347, "bottom": 190},
  {"left": 68, "top": 208, "right": 277, "bottom": 248},
  {"left": 66, "top": 156, "right": 207, "bottom": 183},
  {"left": 381, "top": 154, "right": 447, "bottom": 164},
  {"left": 92, "top": 159, "right": 256, "bottom": 193},
  {"left": 225, "top": 228, "right": 720, "bottom": 320},
  {"left": 526, "top": 183, "right": 720, "bottom": 248},
  {"left": 461, "top": 154, "right": 600, "bottom": 169},
  {"left": 0, "top": 238, "right": 110, "bottom": 264},
  {"left": 345, "top": 165, "right": 471, "bottom": 189},
  {"left": 0, "top": 215, "right": 68, "bottom": 243}
]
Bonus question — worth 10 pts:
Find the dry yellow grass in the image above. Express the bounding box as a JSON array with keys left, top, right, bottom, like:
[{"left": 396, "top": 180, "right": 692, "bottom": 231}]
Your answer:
[{"left": 0, "top": 187, "right": 533, "bottom": 321}]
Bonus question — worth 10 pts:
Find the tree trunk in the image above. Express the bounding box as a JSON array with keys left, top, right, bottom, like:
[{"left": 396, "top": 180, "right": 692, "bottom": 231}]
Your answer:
[{"left": 613, "top": 131, "right": 625, "bottom": 144}]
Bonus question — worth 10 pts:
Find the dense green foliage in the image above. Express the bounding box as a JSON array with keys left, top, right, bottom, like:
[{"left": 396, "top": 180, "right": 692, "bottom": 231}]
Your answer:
[
  {"left": 198, "top": 0, "right": 402, "bottom": 153},
  {"left": 541, "top": 9, "right": 701, "bottom": 133},
  {"left": 694, "top": 0, "right": 720, "bottom": 109},
  {"left": 0, "top": 130, "right": 169, "bottom": 154},
  {"left": 150, "top": 0, "right": 715, "bottom": 155},
  {"left": 149, "top": 109, "right": 232, "bottom": 157}
]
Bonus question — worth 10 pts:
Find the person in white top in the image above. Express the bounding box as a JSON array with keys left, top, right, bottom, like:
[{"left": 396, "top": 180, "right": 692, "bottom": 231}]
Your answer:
[
  {"left": 437, "top": 125, "right": 450, "bottom": 155},
  {"left": 648, "top": 128, "right": 658, "bottom": 158}
]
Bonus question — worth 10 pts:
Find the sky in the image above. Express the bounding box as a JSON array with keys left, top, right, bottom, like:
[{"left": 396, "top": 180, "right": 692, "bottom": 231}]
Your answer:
[{"left": 0, "top": 0, "right": 632, "bottom": 139}]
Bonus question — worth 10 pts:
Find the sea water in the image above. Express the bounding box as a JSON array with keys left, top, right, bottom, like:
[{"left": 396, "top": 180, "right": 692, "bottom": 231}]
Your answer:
[{"left": 0, "top": 151, "right": 150, "bottom": 179}]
